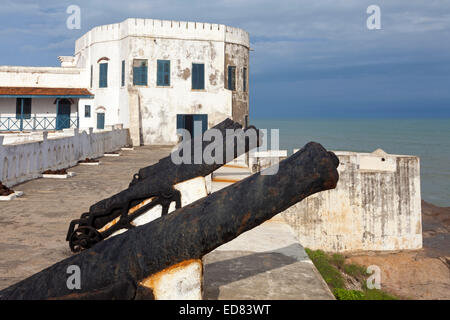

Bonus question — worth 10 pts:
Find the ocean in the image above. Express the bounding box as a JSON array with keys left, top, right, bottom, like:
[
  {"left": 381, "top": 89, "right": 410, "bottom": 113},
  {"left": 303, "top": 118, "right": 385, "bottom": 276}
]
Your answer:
[{"left": 252, "top": 118, "right": 450, "bottom": 207}]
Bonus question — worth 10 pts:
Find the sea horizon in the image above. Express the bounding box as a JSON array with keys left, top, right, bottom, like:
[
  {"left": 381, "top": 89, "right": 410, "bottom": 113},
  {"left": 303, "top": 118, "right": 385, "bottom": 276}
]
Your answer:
[{"left": 251, "top": 117, "right": 450, "bottom": 207}]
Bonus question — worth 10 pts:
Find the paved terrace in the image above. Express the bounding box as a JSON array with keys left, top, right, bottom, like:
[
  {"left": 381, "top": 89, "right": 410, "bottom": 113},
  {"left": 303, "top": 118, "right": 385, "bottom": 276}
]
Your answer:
[{"left": 0, "top": 146, "right": 333, "bottom": 299}]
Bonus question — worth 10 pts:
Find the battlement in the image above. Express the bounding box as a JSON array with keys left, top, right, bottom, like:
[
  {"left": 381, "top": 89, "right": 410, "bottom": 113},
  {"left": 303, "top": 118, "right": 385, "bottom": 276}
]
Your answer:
[{"left": 75, "top": 18, "right": 249, "bottom": 54}]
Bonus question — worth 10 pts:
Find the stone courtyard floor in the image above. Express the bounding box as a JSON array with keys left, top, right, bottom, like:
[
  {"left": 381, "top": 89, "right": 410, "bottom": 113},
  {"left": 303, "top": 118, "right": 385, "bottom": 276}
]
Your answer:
[
  {"left": 0, "top": 145, "right": 333, "bottom": 300},
  {"left": 0, "top": 146, "right": 172, "bottom": 289}
]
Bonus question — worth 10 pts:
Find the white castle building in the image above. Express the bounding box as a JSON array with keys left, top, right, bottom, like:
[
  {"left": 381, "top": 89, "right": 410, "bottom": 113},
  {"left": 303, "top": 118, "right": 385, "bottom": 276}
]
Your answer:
[{"left": 0, "top": 18, "right": 250, "bottom": 146}]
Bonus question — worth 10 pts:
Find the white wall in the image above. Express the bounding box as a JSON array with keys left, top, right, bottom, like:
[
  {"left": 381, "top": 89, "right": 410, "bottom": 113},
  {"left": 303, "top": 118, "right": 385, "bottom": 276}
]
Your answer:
[
  {"left": 1, "top": 18, "right": 250, "bottom": 146},
  {"left": 281, "top": 150, "right": 422, "bottom": 252},
  {"left": 0, "top": 126, "right": 129, "bottom": 187},
  {"left": 0, "top": 66, "right": 88, "bottom": 88},
  {"left": 0, "top": 98, "right": 79, "bottom": 118},
  {"left": 75, "top": 18, "right": 249, "bottom": 145}
]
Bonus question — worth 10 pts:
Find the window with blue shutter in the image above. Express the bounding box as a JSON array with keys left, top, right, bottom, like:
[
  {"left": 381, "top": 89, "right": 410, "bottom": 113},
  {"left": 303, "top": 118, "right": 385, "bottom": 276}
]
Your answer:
[
  {"left": 193, "top": 114, "right": 208, "bottom": 136},
  {"left": 157, "top": 60, "right": 170, "bottom": 86},
  {"left": 99, "top": 63, "right": 108, "bottom": 88},
  {"left": 97, "top": 113, "right": 105, "bottom": 129},
  {"left": 121, "top": 60, "right": 125, "bottom": 87},
  {"left": 228, "top": 66, "right": 236, "bottom": 91},
  {"left": 15, "top": 98, "right": 32, "bottom": 119},
  {"left": 176, "top": 114, "right": 207, "bottom": 138},
  {"left": 192, "top": 63, "right": 205, "bottom": 90},
  {"left": 133, "top": 59, "right": 148, "bottom": 86}
]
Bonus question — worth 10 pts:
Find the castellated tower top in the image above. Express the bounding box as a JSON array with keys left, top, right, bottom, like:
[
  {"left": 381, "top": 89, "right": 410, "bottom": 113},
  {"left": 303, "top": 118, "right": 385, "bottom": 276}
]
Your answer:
[{"left": 75, "top": 18, "right": 250, "bottom": 54}]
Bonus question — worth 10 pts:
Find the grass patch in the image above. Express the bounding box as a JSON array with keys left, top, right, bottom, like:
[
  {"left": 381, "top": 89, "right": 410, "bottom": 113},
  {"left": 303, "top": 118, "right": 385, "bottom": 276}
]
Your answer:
[
  {"left": 305, "top": 248, "right": 399, "bottom": 300},
  {"left": 330, "top": 253, "right": 346, "bottom": 268},
  {"left": 305, "top": 248, "right": 344, "bottom": 290},
  {"left": 333, "top": 288, "right": 365, "bottom": 300},
  {"left": 342, "top": 263, "right": 367, "bottom": 280}
]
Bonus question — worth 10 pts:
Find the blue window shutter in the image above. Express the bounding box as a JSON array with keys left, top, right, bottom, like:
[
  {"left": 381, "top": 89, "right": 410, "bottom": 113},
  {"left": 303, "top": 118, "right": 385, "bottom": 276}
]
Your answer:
[
  {"left": 177, "top": 114, "right": 184, "bottom": 129},
  {"left": 192, "top": 64, "right": 197, "bottom": 89},
  {"left": 105, "top": 63, "right": 108, "bottom": 87},
  {"left": 99, "top": 63, "right": 108, "bottom": 88},
  {"left": 121, "top": 61, "right": 125, "bottom": 86},
  {"left": 193, "top": 114, "right": 207, "bottom": 135},
  {"left": 165, "top": 60, "right": 170, "bottom": 86},
  {"left": 228, "top": 66, "right": 236, "bottom": 90},
  {"left": 16, "top": 98, "right": 21, "bottom": 119},
  {"left": 133, "top": 66, "right": 147, "bottom": 85},
  {"left": 97, "top": 113, "right": 105, "bottom": 129},
  {"left": 142, "top": 66, "right": 148, "bottom": 85},
  {"left": 157, "top": 60, "right": 163, "bottom": 86},
  {"left": 228, "top": 66, "right": 231, "bottom": 89},
  {"left": 133, "top": 67, "right": 140, "bottom": 85},
  {"left": 192, "top": 64, "right": 204, "bottom": 90},
  {"left": 133, "top": 67, "right": 137, "bottom": 84},
  {"left": 199, "top": 64, "right": 204, "bottom": 89},
  {"left": 201, "top": 114, "right": 207, "bottom": 133},
  {"left": 157, "top": 60, "right": 170, "bottom": 86},
  {"left": 18, "top": 98, "right": 31, "bottom": 119}
]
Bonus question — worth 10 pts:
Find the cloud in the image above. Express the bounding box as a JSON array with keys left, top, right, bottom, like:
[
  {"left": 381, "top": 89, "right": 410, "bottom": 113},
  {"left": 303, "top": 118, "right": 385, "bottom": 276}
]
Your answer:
[{"left": 0, "top": 0, "right": 449, "bottom": 116}]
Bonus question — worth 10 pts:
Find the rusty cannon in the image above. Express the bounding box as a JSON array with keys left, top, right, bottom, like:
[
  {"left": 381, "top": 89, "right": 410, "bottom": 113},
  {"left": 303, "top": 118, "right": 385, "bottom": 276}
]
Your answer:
[
  {"left": 0, "top": 141, "right": 339, "bottom": 300},
  {"left": 66, "top": 118, "right": 261, "bottom": 252}
]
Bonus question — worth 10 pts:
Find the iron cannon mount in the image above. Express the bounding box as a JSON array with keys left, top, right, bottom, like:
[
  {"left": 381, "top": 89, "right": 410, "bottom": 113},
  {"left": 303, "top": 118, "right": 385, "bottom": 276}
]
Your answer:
[{"left": 66, "top": 118, "right": 261, "bottom": 252}]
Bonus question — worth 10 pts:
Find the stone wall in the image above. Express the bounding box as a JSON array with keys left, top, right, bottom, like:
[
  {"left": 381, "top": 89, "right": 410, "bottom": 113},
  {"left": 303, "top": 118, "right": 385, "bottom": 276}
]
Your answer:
[
  {"left": 282, "top": 149, "right": 422, "bottom": 252},
  {"left": 225, "top": 42, "right": 249, "bottom": 127},
  {"left": 0, "top": 126, "right": 129, "bottom": 187}
]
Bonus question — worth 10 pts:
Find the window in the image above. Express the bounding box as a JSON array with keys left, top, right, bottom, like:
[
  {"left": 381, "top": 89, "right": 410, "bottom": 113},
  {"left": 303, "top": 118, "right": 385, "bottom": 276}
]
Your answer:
[
  {"left": 85, "top": 105, "right": 91, "bottom": 118},
  {"left": 133, "top": 59, "right": 148, "bottom": 86},
  {"left": 90, "top": 65, "right": 93, "bottom": 88},
  {"left": 157, "top": 60, "right": 170, "bottom": 86},
  {"left": 192, "top": 63, "right": 205, "bottom": 90},
  {"left": 15, "top": 98, "right": 31, "bottom": 119},
  {"left": 177, "top": 114, "right": 208, "bottom": 138},
  {"left": 243, "top": 67, "right": 247, "bottom": 92},
  {"left": 121, "top": 60, "right": 125, "bottom": 87},
  {"left": 99, "top": 63, "right": 108, "bottom": 88},
  {"left": 228, "top": 66, "right": 236, "bottom": 91}
]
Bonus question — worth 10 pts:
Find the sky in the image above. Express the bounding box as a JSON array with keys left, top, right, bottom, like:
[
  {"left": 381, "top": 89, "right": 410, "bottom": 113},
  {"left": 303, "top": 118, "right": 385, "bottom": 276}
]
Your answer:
[{"left": 0, "top": 0, "right": 449, "bottom": 119}]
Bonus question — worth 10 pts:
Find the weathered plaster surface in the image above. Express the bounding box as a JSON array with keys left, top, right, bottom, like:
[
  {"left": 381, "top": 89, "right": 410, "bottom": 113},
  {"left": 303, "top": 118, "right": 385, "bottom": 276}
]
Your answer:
[
  {"left": 74, "top": 19, "right": 249, "bottom": 146},
  {"left": 0, "top": 126, "right": 129, "bottom": 187},
  {"left": 281, "top": 150, "right": 423, "bottom": 252},
  {"left": 225, "top": 43, "right": 249, "bottom": 126}
]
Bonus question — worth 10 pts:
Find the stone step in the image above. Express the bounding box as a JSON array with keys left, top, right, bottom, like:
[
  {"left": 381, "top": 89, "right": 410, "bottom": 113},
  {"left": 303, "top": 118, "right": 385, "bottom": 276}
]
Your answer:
[{"left": 202, "top": 217, "right": 335, "bottom": 300}]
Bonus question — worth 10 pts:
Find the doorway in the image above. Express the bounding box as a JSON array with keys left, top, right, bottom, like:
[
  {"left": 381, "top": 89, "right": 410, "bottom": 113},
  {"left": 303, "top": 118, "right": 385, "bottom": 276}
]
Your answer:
[
  {"left": 56, "top": 99, "right": 71, "bottom": 130},
  {"left": 176, "top": 114, "right": 208, "bottom": 139},
  {"left": 97, "top": 112, "right": 105, "bottom": 129}
]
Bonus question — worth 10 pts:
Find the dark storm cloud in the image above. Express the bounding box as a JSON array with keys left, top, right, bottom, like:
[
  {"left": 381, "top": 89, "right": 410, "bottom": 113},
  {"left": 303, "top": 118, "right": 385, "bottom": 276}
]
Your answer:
[{"left": 1, "top": 0, "right": 449, "bottom": 117}]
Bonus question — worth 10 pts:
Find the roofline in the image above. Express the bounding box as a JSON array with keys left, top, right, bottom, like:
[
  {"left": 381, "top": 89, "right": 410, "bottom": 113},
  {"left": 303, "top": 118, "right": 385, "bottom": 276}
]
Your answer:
[{"left": 75, "top": 18, "right": 250, "bottom": 53}]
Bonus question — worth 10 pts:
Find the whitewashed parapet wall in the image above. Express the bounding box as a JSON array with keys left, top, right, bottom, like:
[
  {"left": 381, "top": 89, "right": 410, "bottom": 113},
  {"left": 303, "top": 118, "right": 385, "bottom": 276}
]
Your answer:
[
  {"left": 282, "top": 149, "right": 422, "bottom": 252},
  {"left": 248, "top": 150, "right": 288, "bottom": 173},
  {"left": 0, "top": 126, "right": 129, "bottom": 187},
  {"left": 0, "top": 66, "right": 87, "bottom": 88}
]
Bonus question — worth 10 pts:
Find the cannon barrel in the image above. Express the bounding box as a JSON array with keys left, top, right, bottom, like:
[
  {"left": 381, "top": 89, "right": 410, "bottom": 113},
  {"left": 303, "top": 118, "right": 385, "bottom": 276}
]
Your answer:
[
  {"left": 0, "top": 142, "right": 339, "bottom": 300},
  {"left": 88, "top": 118, "right": 261, "bottom": 218},
  {"left": 130, "top": 117, "right": 255, "bottom": 184}
]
